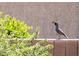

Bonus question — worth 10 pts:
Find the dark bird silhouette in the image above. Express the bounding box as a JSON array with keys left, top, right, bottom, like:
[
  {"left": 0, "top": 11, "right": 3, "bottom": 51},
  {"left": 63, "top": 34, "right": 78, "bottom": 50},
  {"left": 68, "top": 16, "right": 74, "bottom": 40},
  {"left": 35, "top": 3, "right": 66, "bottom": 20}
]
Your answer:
[{"left": 52, "top": 21, "right": 68, "bottom": 39}]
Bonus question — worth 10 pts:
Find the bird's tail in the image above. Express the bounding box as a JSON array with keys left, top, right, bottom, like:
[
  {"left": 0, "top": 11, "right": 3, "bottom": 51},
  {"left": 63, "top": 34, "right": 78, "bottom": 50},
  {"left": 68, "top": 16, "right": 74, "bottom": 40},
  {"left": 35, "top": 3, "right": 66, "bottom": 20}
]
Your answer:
[{"left": 63, "top": 33, "right": 69, "bottom": 39}]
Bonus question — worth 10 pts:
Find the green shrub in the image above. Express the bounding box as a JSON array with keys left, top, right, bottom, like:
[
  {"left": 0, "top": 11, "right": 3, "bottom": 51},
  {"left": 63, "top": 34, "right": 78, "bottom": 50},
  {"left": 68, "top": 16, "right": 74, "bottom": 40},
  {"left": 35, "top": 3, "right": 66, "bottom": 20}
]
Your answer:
[
  {"left": 0, "top": 38, "right": 53, "bottom": 56},
  {"left": 0, "top": 12, "right": 54, "bottom": 56},
  {"left": 0, "top": 14, "right": 32, "bottom": 38}
]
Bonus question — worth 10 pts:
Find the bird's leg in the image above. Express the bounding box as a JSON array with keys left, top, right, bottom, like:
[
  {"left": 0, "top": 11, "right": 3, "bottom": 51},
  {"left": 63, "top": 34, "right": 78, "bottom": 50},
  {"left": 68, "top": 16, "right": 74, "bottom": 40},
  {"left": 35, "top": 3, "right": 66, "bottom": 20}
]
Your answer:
[{"left": 57, "top": 33, "right": 61, "bottom": 40}]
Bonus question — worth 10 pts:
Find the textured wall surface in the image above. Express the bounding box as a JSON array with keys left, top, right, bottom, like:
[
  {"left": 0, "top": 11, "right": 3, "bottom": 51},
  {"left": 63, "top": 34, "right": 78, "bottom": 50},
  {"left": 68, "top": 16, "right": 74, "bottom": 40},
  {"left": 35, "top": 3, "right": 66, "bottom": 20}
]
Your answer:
[{"left": 0, "top": 2, "right": 79, "bottom": 39}]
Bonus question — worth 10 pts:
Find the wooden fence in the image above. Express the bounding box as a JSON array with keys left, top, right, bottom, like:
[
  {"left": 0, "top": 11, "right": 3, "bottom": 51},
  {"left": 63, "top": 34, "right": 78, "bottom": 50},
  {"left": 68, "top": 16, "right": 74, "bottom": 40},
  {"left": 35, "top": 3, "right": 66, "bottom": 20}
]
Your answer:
[{"left": 45, "top": 40, "right": 79, "bottom": 56}]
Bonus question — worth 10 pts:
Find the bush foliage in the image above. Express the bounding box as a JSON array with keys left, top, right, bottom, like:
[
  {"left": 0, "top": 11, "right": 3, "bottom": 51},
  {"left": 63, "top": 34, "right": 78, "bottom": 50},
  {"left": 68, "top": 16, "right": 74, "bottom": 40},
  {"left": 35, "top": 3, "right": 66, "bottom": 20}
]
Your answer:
[
  {"left": 0, "top": 38, "right": 53, "bottom": 56},
  {"left": 0, "top": 12, "right": 54, "bottom": 56},
  {"left": 0, "top": 14, "right": 32, "bottom": 38}
]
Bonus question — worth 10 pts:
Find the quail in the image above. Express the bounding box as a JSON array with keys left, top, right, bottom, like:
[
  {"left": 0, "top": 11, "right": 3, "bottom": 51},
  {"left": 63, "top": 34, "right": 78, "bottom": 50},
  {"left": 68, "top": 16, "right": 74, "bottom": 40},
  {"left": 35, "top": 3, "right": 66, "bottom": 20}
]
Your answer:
[{"left": 52, "top": 21, "right": 68, "bottom": 39}]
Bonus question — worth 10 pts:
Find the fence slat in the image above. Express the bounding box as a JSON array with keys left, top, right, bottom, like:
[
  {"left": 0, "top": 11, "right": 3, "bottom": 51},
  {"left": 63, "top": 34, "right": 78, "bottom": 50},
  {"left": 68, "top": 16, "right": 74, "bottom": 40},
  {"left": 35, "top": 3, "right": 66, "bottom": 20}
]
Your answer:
[
  {"left": 78, "top": 40, "right": 79, "bottom": 56},
  {"left": 48, "top": 40, "right": 54, "bottom": 56},
  {"left": 53, "top": 40, "right": 66, "bottom": 56},
  {"left": 66, "top": 40, "right": 78, "bottom": 56}
]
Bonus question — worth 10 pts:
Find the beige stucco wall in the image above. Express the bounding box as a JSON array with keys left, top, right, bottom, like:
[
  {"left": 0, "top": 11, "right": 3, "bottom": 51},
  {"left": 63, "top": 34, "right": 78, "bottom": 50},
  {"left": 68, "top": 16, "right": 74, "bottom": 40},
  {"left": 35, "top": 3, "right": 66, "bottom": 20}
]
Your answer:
[{"left": 0, "top": 2, "right": 79, "bottom": 39}]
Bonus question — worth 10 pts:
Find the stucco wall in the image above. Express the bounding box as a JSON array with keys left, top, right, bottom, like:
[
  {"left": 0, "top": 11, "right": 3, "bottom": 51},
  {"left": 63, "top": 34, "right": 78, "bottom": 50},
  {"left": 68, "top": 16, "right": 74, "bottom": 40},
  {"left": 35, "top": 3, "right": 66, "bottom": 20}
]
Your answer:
[{"left": 0, "top": 2, "right": 79, "bottom": 39}]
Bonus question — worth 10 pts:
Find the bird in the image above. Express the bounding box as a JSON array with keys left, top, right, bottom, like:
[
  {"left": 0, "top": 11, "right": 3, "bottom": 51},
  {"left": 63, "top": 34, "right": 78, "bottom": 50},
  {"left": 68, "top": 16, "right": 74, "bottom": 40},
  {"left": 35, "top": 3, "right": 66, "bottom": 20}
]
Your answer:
[{"left": 52, "top": 21, "right": 69, "bottom": 39}]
